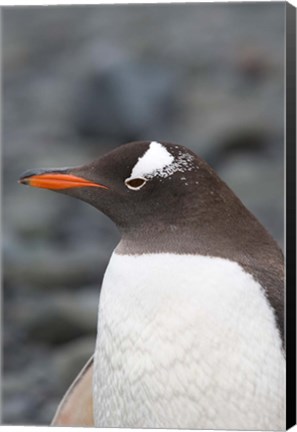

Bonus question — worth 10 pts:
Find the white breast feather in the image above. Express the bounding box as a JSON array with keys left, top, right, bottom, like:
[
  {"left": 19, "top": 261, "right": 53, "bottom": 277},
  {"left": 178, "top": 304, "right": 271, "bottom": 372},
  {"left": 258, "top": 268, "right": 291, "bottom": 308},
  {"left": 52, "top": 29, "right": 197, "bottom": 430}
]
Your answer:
[{"left": 93, "top": 253, "right": 285, "bottom": 430}]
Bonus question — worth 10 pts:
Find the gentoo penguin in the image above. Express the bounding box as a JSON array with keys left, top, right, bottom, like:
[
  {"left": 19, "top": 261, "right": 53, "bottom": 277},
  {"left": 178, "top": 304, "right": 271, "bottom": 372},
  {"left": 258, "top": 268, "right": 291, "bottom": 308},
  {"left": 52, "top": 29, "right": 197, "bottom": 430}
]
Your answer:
[{"left": 19, "top": 141, "right": 285, "bottom": 430}]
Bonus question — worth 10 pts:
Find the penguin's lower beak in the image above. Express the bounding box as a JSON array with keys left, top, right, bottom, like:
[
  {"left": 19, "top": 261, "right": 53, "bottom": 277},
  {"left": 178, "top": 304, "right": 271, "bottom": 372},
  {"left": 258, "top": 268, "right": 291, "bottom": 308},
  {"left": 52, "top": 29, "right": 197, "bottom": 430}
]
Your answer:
[{"left": 18, "top": 168, "right": 108, "bottom": 190}]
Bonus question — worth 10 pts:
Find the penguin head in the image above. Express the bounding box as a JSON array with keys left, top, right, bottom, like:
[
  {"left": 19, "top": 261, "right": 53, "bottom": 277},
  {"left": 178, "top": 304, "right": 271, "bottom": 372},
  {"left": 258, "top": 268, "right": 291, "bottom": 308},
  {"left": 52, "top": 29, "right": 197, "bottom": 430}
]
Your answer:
[{"left": 19, "top": 141, "right": 216, "bottom": 230}]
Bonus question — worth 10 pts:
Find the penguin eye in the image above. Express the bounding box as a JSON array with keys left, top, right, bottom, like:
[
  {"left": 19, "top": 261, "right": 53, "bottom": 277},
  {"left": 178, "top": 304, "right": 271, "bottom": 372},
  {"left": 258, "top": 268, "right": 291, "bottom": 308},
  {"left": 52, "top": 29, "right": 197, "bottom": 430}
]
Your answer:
[{"left": 125, "top": 177, "right": 147, "bottom": 190}]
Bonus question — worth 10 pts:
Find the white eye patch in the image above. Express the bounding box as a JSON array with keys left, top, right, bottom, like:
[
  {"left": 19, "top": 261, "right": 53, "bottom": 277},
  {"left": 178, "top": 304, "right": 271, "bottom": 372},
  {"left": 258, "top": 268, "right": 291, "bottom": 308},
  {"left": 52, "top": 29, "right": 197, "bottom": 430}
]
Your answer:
[
  {"left": 125, "top": 141, "right": 196, "bottom": 190},
  {"left": 130, "top": 141, "right": 174, "bottom": 179}
]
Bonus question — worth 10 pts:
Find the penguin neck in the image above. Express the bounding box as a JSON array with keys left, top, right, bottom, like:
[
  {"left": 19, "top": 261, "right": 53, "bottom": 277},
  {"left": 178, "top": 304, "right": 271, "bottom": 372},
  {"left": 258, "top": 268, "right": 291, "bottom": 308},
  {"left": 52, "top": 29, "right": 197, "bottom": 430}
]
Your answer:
[{"left": 115, "top": 202, "right": 279, "bottom": 264}]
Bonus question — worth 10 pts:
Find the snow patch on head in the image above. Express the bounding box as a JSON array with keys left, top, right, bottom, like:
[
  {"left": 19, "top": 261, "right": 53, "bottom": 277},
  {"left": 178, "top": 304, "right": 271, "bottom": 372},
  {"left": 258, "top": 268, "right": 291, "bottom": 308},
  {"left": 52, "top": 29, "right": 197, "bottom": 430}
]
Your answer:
[
  {"left": 130, "top": 142, "right": 173, "bottom": 179},
  {"left": 129, "top": 141, "right": 195, "bottom": 180}
]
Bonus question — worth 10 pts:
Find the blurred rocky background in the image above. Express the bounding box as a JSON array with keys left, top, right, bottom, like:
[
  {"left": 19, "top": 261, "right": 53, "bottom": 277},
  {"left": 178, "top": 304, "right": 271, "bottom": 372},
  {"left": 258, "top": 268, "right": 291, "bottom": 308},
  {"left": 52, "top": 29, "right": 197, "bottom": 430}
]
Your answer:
[{"left": 2, "top": 3, "right": 285, "bottom": 425}]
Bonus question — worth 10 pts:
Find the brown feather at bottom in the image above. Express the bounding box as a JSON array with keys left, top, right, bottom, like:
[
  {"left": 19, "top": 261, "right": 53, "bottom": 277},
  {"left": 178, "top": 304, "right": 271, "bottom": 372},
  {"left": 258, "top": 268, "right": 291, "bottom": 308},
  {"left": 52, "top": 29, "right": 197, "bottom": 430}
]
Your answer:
[{"left": 51, "top": 355, "right": 94, "bottom": 427}]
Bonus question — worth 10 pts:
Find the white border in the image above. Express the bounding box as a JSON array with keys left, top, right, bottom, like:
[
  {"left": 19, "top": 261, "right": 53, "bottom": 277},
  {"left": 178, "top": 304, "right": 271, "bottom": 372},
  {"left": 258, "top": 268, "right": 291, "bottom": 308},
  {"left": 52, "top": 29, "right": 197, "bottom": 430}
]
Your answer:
[
  {"left": 1, "top": 1, "right": 295, "bottom": 432},
  {"left": 0, "top": 0, "right": 293, "bottom": 5}
]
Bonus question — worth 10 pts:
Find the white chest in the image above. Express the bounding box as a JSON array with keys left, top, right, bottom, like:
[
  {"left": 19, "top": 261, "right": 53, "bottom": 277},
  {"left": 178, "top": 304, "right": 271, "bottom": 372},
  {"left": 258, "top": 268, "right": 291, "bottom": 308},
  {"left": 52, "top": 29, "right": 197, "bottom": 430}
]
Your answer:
[{"left": 93, "top": 253, "right": 285, "bottom": 430}]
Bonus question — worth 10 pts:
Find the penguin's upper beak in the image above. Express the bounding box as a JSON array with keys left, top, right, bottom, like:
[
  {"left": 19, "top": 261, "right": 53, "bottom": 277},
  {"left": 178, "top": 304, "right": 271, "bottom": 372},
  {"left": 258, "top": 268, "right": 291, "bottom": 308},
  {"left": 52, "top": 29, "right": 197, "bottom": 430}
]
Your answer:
[{"left": 18, "top": 168, "right": 108, "bottom": 190}]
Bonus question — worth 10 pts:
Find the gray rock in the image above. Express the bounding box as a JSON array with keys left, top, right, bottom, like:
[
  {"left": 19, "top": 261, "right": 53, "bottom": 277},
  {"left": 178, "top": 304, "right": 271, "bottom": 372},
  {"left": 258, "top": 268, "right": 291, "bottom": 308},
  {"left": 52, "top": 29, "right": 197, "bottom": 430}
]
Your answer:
[
  {"left": 73, "top": 62, "right": 179, "bottom": 142},
  {"left": 8, "top": 289, "right": 99, "bottom": 344},
  {"left": 52, "top": 336, "right": 95, "bottom": 392}
]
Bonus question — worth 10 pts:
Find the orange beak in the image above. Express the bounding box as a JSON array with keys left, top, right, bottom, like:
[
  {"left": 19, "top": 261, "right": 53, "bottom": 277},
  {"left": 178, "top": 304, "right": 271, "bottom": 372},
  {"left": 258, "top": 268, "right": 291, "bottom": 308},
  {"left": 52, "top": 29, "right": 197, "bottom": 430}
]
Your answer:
[{"left": 18, "top": 170, "right": 108, "bottom": 191}]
